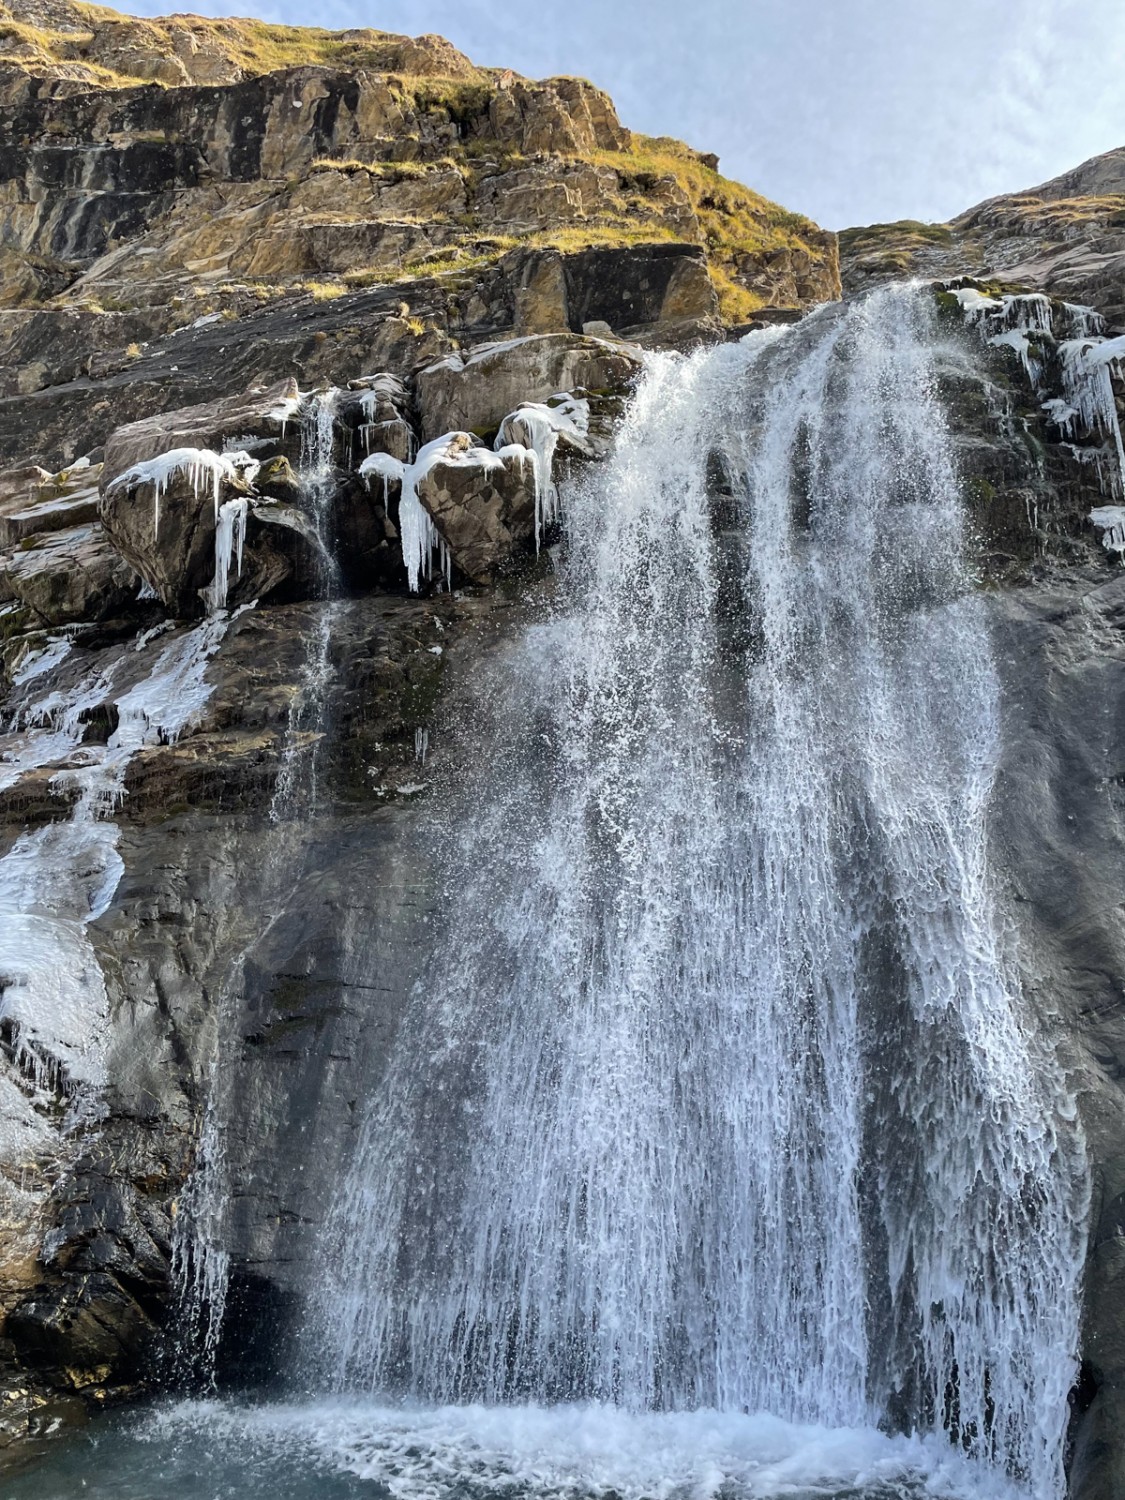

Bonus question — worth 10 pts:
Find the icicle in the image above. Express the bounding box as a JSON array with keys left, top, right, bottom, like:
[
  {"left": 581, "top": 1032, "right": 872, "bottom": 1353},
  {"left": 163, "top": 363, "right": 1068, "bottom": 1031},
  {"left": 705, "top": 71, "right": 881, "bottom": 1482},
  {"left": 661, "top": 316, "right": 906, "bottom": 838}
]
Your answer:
[
  {"left": 1059, "top": 336, "right": 1125, "bottom": 493},
  {"left": 494, "top": 395, "right": 589, "bottom": 549},
  {"left": 205, "top": 497, "right": 249, "bottom": 613},
  {"left": 1090, "top": 505, "right": 1125, "bottom": 555},
  {"left": 106, "top": 447, "right": 260, "bottom": 538}
]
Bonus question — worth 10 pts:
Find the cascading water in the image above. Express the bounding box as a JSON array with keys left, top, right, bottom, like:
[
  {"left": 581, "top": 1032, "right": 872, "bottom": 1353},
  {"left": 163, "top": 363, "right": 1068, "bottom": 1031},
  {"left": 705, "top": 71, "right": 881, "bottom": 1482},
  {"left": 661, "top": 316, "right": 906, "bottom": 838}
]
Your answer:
[
  {"left": 173, "top": 387, "right": 344, "bottom": 1366},
  {"left": 310, "top": 285, "right": 1087, "bottom": 1500}
]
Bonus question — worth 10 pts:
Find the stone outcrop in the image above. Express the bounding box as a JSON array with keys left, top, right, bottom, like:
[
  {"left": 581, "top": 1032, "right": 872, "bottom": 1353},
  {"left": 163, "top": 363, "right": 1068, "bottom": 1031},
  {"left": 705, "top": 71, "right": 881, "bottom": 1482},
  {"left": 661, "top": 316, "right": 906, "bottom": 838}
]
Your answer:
[
  {"left": 841, "top": 145, "right": 1125, "bottom": 329},
  {"left": 1, "top": 517, "right": 136, "bottom": 624},
  {"left": 2, "top": 4, "right": 1125, "bottom": 1496},
  {"left": 415, "top": 331, "right": 643, "bottom": 442},
  {"left": 0, "top": 0, "right": 838, "bottom": 344},
  {"left": 413, "top": 437, "right": 538, "bottom": 585}
]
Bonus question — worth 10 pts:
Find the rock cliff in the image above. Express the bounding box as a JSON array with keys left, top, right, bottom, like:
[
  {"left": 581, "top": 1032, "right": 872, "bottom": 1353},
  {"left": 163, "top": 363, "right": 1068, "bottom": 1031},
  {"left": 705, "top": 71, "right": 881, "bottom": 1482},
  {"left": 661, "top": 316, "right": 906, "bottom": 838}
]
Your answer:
[
  {"left": 840, "top": 146, "right": 1125, "bottom": 328},
  {"left": 0, "top": 7, "right": 1124, "bottom": 1500}
]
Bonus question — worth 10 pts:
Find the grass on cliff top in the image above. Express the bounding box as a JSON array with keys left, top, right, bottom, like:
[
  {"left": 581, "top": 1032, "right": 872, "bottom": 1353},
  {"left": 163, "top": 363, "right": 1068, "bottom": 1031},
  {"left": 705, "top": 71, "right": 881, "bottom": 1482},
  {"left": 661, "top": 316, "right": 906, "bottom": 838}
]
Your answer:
[
  {"left": 999, "top": 194, "right": 1125, "bottom": 227},
  {"left": 602, "top": 136, "right": 831, "bottom": 319},
  {"left": 6, "top": 3, "right": 488, "bottom": 88},
  {"left": 838, "top": 220, "right": 954, "bottom": 254}
]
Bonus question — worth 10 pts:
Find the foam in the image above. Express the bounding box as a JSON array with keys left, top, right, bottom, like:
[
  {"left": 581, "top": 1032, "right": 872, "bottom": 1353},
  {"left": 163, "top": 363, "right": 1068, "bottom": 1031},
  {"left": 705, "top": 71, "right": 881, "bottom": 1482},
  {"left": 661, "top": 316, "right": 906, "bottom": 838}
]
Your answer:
[{"left": 139, "top": 1399, "right": 1027, "bottom": 1500}]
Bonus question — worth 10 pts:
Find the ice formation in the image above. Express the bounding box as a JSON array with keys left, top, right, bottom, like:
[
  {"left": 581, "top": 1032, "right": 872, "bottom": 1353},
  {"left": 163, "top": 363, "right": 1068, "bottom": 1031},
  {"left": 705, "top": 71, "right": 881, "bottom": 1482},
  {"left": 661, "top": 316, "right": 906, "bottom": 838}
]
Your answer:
[
  {"left": 359, "top": 439, "right": 497, "bottom": 593},
  {"left": 0, "top": 617, "right": 230, "bottom": 1164},
  {"left": 107, "top": 447, "right": 260, "bottom": 537},
  {"left": 205, "top": 497, "right": 249, "bottom": 612},
  {"left": 1059, "top": 335, "right": 1125, "bottom": 482},
  {"left": 495, "top": 396, "right": 590, "bottom": 547},
  {"left": 361, "top": 404, "right": 585, "bottom": 591},
  {"left": 953, "top": 283, "right": 1125, "bottom": 497},
  {"left": 1089, "top": 505, "right": 1125, "bottom": 555}
]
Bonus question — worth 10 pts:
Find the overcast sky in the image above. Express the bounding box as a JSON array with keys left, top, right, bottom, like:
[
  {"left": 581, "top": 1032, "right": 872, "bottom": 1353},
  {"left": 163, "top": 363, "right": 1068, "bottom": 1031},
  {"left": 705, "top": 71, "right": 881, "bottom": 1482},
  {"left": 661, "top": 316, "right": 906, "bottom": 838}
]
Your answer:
[{"left": 125, "top": 0, "right": 1125, "bottom": 228}]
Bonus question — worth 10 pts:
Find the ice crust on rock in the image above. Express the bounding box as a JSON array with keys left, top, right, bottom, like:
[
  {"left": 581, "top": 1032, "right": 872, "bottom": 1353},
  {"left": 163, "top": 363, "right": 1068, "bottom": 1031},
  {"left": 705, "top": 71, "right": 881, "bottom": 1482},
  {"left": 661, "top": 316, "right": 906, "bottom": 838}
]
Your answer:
[
  {"left": 0, "top": 616, "right": 230, "bottom": 1162},
  {"left": 1089, "top": 505, "right": 1125, "bottom": 554},
  {"left": 361, "top": 397, "right": 588, "bottom": 590},
  {"left": 360, "top": 435, "right": 531, "bottom": 592},
  {"left": 107, "top": 447, "right": 260, "bottom": 537},
  {"left": 495, "top": 395, "right": 590, "bottom": 547},
  {"left": 106, "top": 446, "right": 262, "bottom": 614},
  {"left": 953, "top": 284, "right": 1125, "bottom": 495}
]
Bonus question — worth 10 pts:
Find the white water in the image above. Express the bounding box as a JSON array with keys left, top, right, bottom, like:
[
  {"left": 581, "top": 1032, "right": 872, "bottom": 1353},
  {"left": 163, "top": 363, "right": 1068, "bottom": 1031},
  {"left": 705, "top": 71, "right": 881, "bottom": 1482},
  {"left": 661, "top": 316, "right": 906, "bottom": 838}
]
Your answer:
[{"left": 312, "top": 285, "right": 1087, "bottom": 1500}]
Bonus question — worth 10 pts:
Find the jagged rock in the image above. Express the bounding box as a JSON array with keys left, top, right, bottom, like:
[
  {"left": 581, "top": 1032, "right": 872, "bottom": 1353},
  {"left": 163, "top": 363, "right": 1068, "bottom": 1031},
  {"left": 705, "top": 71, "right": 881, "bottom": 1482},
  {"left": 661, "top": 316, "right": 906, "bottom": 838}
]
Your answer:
[
  {"left": 335, "top": 374, "right": 416, "bottom": 468},
  {"left": 415, "top": 332, "right": 642, "bottom": 442},
  {"left": 840, "top": 146, "right": 1125, "bottom": 328},
  {"left": 0, "top": 460, "right": 100, "bottom": 546},
  {"left": 476, "top": 161, "right": 622, "bottom": 231},
  {"left": 0, "top": 521, "right": 137, "bottom": 625},
  {"left": 254, "top": 455, "right": 301, "bottom": 505},
  {"left": 329, "top": 469, "right": 404, "bottom": 590}
]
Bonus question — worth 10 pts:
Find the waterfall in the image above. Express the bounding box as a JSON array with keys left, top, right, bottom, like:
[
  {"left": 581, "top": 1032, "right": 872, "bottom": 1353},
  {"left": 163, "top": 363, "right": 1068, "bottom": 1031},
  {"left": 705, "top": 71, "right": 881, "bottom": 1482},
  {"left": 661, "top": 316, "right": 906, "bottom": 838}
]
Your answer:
[
  {"left": 173, "top": 387, "right": 343, "bottom": 1367},
  {"left": 312, "top": 285, "right": 1087, "bottom": 1498}
]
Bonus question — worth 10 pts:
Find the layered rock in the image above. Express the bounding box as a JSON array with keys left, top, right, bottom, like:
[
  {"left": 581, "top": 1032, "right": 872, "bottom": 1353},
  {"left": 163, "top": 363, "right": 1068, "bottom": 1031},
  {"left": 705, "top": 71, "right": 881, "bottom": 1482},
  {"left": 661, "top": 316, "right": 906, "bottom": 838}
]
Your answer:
[{"left": 841, "top": 145, "right": 1125, "bottom": 329}]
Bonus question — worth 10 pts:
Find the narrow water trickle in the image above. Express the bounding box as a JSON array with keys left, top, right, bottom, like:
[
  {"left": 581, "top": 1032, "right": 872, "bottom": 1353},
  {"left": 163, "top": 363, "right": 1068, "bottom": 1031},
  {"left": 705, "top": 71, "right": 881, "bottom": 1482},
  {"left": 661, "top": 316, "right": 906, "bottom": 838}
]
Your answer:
[
  {"left": 309, "top": 286, "right": 1087, "bottom": 1500},
  {"left": 173, "top": 387, "right": 344, "bottom": 1370}
]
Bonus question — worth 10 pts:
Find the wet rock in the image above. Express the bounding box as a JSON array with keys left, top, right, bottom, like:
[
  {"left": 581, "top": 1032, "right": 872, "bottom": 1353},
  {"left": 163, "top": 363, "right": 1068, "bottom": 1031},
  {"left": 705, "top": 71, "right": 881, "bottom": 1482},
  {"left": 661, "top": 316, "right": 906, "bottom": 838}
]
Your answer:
[{"left": 6, "top": 1271, "right": 159, "bottom": 1388}]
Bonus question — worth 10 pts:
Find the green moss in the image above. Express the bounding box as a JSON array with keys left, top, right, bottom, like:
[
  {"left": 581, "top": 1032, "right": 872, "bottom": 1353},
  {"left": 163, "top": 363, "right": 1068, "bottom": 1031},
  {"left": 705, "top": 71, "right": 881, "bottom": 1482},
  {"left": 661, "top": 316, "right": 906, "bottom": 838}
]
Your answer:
[{"left": 966, "top": 476, "right": 997, "bottom": 505}]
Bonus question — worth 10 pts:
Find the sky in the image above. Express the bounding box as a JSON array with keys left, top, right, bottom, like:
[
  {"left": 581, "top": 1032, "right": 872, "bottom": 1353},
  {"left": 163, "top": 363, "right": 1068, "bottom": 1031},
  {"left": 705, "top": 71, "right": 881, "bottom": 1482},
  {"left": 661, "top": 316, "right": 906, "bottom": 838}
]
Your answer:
[{"left": 125, "top": 0, "right": 1125, "bottom": 229}]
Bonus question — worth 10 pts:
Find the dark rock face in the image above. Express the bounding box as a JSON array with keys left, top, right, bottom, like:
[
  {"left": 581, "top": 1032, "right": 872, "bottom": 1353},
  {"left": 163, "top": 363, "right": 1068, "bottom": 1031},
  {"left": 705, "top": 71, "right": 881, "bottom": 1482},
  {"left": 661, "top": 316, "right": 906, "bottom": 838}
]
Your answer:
[{"left": 987, "top": 573, "right": 1125, "bottom": 1500}]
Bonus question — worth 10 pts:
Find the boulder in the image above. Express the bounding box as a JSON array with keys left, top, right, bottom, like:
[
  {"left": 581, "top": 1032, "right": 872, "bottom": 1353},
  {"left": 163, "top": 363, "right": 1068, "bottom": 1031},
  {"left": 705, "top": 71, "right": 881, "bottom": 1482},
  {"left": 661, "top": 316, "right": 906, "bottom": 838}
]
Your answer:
[
  {"left": 99, "top": 449, "right": 320, "bottom": 617},
  {"left": 100, "top": 379, "right": 302, "bottom": 490},
  {"left": 414, "top": 436, "right": 538, "bottom": 585},
  {"left": 0, "top": 523, "right": 137, "bottom": 626},
  {"left": 415, "top": 333, "right": 641, "bottom": 442},
  {"left": 359, "top": 433, "right": 542, "bottom": 587}
]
